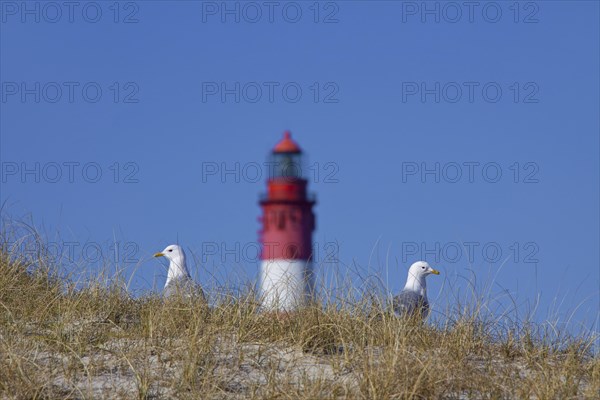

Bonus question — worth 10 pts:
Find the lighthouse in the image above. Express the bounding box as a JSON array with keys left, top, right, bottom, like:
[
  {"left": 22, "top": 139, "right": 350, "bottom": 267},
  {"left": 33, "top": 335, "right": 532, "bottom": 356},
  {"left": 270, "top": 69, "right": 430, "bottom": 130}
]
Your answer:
[{"left": 258, "top": 131, "right": 316, "bottom": 311}]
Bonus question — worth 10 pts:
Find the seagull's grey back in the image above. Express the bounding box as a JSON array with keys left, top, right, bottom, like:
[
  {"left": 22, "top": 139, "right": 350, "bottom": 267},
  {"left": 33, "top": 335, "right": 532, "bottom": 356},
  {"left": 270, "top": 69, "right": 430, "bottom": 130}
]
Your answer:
[
  {"left": 393, "top": 290, "right": 429, "bottom": 318},
  {"left": 164, "top": 276, "right": 205, "bottom": 300}
]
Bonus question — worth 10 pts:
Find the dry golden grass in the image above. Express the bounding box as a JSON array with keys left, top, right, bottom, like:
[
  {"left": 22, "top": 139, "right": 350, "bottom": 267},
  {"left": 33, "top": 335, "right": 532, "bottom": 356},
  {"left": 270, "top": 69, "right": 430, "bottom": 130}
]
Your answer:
[{"left": 0, "top": 231, "right": 598, "bottom": 399}]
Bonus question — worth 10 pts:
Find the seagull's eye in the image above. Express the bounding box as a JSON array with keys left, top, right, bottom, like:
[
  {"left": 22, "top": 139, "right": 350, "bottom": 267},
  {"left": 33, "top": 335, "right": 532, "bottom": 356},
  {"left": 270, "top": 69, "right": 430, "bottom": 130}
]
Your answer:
[
  {"left": 421, "top": 266, "right": 425, "bottom": 269},
  {"left": 168, "top": 249, "right": 173, "bottom": 252}
]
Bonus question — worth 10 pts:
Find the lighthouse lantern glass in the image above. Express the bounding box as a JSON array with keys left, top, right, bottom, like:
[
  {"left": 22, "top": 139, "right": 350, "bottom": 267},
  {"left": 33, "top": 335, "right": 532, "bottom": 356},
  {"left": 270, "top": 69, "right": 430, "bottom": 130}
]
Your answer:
[{"left": 270, "top": 152, "right": 305, "bottom": 180}]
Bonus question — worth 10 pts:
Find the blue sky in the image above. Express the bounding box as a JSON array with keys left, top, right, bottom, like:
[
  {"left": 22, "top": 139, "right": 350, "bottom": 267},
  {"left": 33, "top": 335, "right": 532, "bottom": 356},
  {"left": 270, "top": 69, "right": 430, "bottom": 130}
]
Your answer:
[{"left": 1, "top": 1, "right": 598, "bottom": 333}]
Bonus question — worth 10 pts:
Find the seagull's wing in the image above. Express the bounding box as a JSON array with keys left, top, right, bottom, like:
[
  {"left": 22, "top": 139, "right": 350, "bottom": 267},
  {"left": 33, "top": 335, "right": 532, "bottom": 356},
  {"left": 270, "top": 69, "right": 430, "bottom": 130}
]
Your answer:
[
  {"left": 164, "top": 276, "right": 206, "bottom": 300},
  {"left": 393, "top": 290, "right": 429, "bottom": 318}
]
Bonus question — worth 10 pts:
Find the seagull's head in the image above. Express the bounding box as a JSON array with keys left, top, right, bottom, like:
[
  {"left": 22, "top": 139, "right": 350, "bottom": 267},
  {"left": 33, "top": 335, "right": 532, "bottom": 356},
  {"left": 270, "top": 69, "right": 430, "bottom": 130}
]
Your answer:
[
  {"left": 154, "top": 244, "right": 186, "bottom": 264},
  {"left": 409, "top": 261, "right": 440, "bottom": 279}
]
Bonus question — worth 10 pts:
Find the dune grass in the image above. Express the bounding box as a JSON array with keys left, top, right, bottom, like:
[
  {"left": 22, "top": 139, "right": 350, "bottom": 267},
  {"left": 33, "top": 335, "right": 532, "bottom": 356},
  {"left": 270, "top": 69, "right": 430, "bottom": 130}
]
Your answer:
[{"left": 0, "top": 228, "right": 598, "bottom": 399}]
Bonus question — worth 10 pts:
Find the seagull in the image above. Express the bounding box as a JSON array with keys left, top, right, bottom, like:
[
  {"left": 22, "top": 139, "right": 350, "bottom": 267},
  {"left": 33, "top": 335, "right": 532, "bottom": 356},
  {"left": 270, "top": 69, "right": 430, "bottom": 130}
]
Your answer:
[
  {"left": 393, "top": 261, "right": 440, "bottom": 319},
  {"left": 154, "top": 244, "right": 205, "bottom": 299}
]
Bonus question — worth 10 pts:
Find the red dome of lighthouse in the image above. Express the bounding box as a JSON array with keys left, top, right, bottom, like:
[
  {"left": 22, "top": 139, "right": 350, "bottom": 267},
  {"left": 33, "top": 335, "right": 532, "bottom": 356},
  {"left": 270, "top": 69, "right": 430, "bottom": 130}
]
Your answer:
[{"left": 273, "top": 131, "right": 301, "bottom": 153}]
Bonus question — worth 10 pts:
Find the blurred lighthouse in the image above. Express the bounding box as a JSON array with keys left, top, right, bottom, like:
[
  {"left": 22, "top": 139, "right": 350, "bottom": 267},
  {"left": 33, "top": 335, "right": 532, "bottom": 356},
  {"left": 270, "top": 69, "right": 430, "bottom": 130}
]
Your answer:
[{"left": 258, "top": 131, "right": 316, "bottom": 311}]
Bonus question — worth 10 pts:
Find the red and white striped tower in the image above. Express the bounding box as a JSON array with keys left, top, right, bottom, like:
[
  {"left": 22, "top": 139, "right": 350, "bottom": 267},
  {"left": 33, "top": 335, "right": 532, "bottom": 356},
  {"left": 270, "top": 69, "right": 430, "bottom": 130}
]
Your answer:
[{"left": 258, "top": 131, "right": 316, "bottom": 311}]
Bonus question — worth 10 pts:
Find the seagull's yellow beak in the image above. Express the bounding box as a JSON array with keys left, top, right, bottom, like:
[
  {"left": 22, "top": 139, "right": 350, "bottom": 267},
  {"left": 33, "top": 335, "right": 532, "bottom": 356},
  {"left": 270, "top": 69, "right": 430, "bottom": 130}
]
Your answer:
[
  {"left": 154, "top": 252, "right": 164, "bottom": 258},
  {"left": 430, "top": 268, "right": 440, "bottom": 275}
]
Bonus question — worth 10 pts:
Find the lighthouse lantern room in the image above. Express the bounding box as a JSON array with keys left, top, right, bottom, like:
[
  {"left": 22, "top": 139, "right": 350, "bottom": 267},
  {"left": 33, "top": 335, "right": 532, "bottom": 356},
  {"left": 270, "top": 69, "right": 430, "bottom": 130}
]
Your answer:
[{"left": 258, "top": 131, "right": 316, "bottom": 311}]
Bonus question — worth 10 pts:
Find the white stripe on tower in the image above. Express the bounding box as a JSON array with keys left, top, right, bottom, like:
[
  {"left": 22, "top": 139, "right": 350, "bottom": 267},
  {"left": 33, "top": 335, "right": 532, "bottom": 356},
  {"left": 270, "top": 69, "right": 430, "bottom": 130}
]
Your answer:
[{"left": 260, "top": 259, "right": 313, "bottom": 311}]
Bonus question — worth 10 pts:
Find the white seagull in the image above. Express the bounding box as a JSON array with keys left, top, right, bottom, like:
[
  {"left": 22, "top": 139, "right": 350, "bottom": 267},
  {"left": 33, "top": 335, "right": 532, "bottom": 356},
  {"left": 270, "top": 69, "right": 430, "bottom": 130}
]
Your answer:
[
  {"left": 393, "top": 261, "right": 440, "bottom": 318},
  {"left": 154, "top": 244, "right": 205, "bottom": 299}
]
